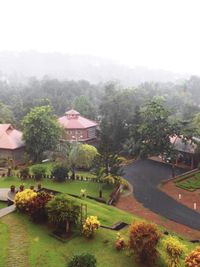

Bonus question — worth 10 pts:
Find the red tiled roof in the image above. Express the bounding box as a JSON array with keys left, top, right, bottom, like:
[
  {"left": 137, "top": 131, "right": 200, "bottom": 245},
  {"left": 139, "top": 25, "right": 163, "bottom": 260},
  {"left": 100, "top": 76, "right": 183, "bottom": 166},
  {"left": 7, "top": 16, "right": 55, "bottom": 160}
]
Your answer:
[
  {"left": 65, "top": 109, "right": 80, "bottom": 115},
  {"left": 58, "top": 110, "right": 97, "bottom": 129},
  {"left": 0, "top": 124, "right": 24, "bottom": 150}
]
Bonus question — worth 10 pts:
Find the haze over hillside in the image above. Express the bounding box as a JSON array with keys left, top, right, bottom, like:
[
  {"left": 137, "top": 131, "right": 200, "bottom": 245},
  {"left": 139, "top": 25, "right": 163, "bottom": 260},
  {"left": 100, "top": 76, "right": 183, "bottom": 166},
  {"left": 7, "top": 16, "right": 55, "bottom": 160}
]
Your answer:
[{"left": 0, "top": 51, "right": 188, "bottom": 86}]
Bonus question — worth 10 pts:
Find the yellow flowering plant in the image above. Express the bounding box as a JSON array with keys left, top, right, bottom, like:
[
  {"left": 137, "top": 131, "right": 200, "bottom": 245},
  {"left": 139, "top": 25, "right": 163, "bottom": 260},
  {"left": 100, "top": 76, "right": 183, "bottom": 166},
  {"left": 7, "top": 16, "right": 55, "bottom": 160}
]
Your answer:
[
  {"left": 115, "top": 232, "right": 126, "bottom": 250},
  {"left": 163, "top": 236, "right": 186, "bottom": 267},
  {"left": 15, "top": 189, "right": 37, "bottom": 212},
  {"left": 82, "top": 216, "right": 100, "bottom": 238}
]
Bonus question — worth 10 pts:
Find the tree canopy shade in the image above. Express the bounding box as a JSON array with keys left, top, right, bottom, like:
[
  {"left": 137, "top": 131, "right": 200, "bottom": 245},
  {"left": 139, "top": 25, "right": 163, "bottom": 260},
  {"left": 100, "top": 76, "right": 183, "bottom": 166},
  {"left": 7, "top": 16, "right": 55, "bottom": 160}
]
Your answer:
[{"left": 22, "top": 105, "right": 62, "bottom": 162}]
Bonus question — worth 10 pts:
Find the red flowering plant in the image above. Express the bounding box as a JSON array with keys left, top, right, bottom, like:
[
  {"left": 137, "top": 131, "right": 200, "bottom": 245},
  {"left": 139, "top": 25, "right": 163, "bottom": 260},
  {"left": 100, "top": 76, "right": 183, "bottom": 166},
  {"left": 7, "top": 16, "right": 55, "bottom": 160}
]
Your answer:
[{"left": 27, "top": 191, "right": 52, "bottom": 222}]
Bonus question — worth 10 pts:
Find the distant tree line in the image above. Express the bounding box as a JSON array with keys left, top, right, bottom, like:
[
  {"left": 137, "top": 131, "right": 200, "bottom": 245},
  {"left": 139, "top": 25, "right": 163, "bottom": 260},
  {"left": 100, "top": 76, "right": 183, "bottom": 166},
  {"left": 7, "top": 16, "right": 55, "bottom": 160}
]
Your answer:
[{"left": 2, "top": 75, "right": 200, "bottom": 162}]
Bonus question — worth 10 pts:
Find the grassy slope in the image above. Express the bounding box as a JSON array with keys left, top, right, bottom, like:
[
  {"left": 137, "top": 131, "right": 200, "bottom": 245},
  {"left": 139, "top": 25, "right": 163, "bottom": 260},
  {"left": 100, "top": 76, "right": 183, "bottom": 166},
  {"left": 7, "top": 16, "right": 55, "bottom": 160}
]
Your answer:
[{"left": 0, "top": 202, "right": 197, "bottom": 267}]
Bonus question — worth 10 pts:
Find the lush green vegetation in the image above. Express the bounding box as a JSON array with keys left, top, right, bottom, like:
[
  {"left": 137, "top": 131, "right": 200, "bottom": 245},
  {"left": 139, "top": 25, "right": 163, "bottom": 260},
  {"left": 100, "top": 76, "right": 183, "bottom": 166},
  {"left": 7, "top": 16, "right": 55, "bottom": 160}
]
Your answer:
[
  {"left": 0, "top": 203, "right": 197, "bottom": 267},
  {"left": 175, "top": 172, "right": 200, "bottom": 191},
  {"left": 0, "top": 175, "right": 113, "bottom": 202}
]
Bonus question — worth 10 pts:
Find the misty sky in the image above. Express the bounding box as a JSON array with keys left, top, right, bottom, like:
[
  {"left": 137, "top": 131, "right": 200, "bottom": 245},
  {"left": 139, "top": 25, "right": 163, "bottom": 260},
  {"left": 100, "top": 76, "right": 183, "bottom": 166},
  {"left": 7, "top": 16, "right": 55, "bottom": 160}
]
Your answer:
[{"left": 0, "top": 0, "right": 200, "bottom": 74}]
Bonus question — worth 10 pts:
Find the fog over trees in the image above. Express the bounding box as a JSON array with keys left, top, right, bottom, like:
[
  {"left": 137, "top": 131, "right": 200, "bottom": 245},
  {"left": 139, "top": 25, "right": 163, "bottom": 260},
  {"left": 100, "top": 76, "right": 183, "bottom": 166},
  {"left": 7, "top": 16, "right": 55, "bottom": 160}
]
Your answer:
[{"left": 0, "top": 51, "right": 187, "bottom": 86}]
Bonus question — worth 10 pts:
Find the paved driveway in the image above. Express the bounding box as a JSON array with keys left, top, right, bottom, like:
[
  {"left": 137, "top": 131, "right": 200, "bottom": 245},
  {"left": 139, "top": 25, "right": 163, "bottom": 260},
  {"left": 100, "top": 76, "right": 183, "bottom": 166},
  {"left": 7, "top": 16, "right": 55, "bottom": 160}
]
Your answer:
[{"left": 123, "top": 159, "right": 200, "bottom": 231}]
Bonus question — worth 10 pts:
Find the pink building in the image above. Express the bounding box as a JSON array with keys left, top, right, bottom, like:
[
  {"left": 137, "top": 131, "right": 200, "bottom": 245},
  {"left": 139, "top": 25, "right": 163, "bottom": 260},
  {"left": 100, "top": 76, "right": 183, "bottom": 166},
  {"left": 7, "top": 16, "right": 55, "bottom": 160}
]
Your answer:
[
  {"left": 58, "top": 109, "right": 98, "bottom": 144},
  {"left": 0, "top": 124, "right": 25, "bottom": 164}
]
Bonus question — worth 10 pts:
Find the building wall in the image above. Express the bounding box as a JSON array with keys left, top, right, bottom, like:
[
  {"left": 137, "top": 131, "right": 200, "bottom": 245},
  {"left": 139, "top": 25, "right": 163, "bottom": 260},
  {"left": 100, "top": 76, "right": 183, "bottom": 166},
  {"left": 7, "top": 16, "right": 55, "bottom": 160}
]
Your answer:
[{"left": 65, "top": 127, "right": 96, "bottom": 141}]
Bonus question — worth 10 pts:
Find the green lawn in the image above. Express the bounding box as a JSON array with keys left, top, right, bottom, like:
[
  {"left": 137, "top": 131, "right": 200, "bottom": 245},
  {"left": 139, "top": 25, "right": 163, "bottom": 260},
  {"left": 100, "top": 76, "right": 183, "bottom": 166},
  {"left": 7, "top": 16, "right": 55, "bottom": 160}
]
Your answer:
[
  {"left": 0, "top": 175, "right": 113, "bottom": 202},
  {"left": 0, "top": 199, "right": 197, "bottom": 267},
  {"left": 0, "top": 201, "right": 7, "bottom": 209},
  {"left": 0, "top": 219, "right": 9, "bottom": 267},
  {"left": 175, "top": 172, "right": 200, "bottom": 191}
]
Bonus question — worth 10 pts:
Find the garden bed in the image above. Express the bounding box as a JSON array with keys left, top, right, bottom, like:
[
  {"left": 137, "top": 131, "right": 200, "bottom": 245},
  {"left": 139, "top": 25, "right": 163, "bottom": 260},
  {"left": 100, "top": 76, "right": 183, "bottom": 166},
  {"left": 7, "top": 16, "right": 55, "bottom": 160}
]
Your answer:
[{"left": 175, "top": 172, "right": 200, "bottom": 191}]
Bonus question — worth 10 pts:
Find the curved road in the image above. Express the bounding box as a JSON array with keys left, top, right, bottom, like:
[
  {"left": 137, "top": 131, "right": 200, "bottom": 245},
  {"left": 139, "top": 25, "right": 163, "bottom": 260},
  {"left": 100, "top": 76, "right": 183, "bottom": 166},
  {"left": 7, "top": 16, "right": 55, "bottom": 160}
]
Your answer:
[{"left": 123, "top": 159, "right": 200, "bottom": 231}]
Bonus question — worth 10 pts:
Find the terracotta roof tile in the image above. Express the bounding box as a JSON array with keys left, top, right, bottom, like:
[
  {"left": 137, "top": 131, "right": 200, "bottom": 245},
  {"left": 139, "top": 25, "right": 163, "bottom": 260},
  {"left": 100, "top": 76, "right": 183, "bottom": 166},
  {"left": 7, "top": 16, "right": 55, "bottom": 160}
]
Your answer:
[{"left": 58, "top": 110, "right": 97, "bottom": 129}]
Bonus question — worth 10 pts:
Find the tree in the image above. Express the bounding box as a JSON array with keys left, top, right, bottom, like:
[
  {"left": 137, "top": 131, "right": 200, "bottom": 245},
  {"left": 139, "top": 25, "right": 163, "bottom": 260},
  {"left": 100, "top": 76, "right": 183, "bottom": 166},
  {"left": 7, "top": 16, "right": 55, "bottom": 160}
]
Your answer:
[
  {"left": 73, "top": 95, "right": 96, "bottom": 120},
  {"left": 137, "top": 99, "right": 177, "bottom": 158},
  {"left": 22, "top": 105, "right": 62, "bottom": 162},
  {"left": 69, "top": 143, "right": 98, "bottom": 179},
  {"left": 0, "top": 101, "right": 13, "bottom": 123},
  {"left": 46, "top": 194, "right": 80, "bottom": 235}
]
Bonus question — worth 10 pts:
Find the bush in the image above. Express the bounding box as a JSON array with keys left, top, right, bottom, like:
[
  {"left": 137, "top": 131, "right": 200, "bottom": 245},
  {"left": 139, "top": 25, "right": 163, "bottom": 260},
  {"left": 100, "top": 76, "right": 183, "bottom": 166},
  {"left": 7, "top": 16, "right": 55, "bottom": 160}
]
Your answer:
[
  {"left": 15, "top": 189, "right": 37, "bottom": 212},
  {"left": 52, "top": 164, "right": 69, "bottom": 182},
  {"left": 163, "top": 236, "right": 185, "bottom": 267},
  {"left": 82, "top": 216, "right": 100, "bottom": 238},
  {"left": 46, "top": 194, "right": 80, "bottom": 235},
  {"left": 129, "top": 221, "right": 162, "bottom": 265},
  {"left": 27, "top": 191, "right": 52, "bottom": 222},
  {"left": 32, "top": 165, "right": 46, "bottom": 181},
  {"left": 185, "top": 246, "right": 200, "bottom": 267},
  {"left": 115, "top": 232, "right": 126, "bottom": 250},
  {"left": 20, "top": 167, "right": 30, "bottom": 179},
  {"left": 67, "top": 253, "right": 96, "bottom": 267}
]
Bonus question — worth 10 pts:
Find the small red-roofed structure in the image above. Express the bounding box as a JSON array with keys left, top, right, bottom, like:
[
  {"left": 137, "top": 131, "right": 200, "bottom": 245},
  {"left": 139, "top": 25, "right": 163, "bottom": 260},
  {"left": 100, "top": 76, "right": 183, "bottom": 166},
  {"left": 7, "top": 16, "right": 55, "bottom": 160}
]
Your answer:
[
  {"left": 58, "top": 109, "right": 98, "bottom": 144},
  {"left": 0, "top": 124, "right": 25, "bottom": 164}
]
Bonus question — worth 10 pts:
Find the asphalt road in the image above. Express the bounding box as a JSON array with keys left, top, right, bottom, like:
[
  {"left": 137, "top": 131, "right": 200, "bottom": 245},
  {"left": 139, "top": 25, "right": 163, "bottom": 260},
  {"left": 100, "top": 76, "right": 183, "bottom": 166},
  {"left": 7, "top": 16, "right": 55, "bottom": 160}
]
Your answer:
[{"left": 123, "top": 159, "right": 200, "bottom": 231}]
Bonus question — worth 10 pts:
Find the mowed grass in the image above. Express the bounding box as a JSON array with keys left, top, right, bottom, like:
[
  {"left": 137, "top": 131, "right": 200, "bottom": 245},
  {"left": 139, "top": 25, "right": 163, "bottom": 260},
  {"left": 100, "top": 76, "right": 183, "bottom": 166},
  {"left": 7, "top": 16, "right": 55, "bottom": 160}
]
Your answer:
[
  {"left": 175, "top": 172, "right": 200, "bottom": 191},
  {"left": 0, "top": 176, "right": 113, "bottom": 202},
  {"left": 0, "top": 201, "right": 7, "bottom": 209},
  {"left": 0, "top": 202, "right": 197, "bottom": 267},
  {"left": 0, "top": 219, "right": 9, "bottom": 267}
]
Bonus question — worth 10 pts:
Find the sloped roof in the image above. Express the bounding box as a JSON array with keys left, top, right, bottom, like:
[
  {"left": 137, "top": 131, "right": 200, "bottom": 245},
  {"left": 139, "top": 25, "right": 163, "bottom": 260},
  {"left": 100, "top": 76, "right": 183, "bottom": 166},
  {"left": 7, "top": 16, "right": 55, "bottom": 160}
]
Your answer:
[
  {"left": 170, "top": 135, "right": 197, "bottom": 154},
  {"left": 58, "top": 110, "right": 98, "bottom": 129},
  {"left": 65, "top": 109, "right": 80, "bottom": 115},
  {"left": 0, "top": 124, "right": 24, "bottom": 150}
]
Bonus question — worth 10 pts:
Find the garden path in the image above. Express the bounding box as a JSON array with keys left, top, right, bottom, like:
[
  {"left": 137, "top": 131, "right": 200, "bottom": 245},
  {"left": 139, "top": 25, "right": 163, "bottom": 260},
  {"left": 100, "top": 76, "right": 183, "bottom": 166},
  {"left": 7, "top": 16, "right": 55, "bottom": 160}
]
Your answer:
[{"left": 1, "top": 213, "right": 30, "bottom": 267}]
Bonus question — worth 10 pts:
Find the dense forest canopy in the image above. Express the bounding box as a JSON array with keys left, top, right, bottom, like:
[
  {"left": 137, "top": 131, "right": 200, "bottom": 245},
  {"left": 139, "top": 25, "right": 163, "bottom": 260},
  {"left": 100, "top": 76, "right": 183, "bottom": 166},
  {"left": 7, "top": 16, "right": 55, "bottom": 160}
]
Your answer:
[{"left": 1, "top": 75, "right": 200, "bottom": 127}]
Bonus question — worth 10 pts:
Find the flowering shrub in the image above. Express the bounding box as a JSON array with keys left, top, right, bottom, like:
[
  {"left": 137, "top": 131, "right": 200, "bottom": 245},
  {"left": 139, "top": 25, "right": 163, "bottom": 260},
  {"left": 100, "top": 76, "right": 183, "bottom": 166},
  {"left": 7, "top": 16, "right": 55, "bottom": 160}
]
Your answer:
[
  {"left": 26, "top": 191, "right": 52, "bottom": 222},
  {"left": 129, "top": 221, "right": 162, "bottom": 265},
  {"left": 163, "top": 236, "right": 185, "bottom": 267},
  {"left": 82, "top": 216, "right": 100, "bottom": 238},
  {"left": 15, "top": 189, "right": 37, "bottom": 212},
  {"left": 185, "top": 246, "right": 200, "bottom": 267},
  {"left": 115, "top": 232, "right": 126, "bottom": 250}
]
